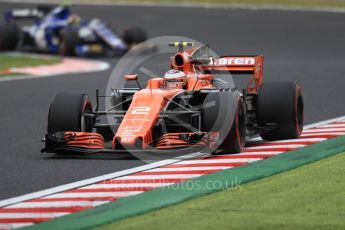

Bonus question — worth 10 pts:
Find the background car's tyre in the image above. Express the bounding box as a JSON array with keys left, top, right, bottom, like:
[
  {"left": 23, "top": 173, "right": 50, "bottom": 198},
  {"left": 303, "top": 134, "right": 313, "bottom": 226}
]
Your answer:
[
  {"left": 48, "top": 92, "right": 93, "bottom": 133},
  {"left": 202, "top": 91, "right": 244, "bottom": 153},
  {"left": 59, "top": 27, "right": 79, "bottom": 56},
  {"left": 123, "top": 27, "right": 147, "bottom": 46},
  {"left": 0, "top": 23, "right": 19, "bottom": 51},
  {"left": 257, "top": 81, "right": 303, "bottom": 140}
]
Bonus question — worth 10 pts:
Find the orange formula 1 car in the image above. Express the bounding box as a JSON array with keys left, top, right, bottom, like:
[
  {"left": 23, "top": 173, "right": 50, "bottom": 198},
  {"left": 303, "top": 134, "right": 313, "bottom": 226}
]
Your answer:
[{"left": 42, "top": 42, "right": 304, "bottom": 155}]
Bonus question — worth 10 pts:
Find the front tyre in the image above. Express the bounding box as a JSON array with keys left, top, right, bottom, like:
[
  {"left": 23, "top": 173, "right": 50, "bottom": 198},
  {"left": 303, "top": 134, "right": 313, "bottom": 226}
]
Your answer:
[
  {"left": 257, "top": 81, "right": 303, "bottom": 140},
  {"left": 48, "top": 92, "right": 93, "bottom": 134},
  {"left": 218, "top": 98, "right": 246, "bottom": 153},
  {"left": 202, "top": 92, "right": 245, "bottom": 153}
]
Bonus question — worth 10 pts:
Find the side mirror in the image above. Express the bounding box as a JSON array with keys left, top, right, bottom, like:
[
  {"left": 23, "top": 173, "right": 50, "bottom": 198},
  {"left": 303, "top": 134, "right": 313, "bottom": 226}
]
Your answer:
[
  {"left": 124, "top": 74, "right": 141, "bottom": 89},
  {"left": 124, "top": 74, "right": 138, "bottom": 81}
]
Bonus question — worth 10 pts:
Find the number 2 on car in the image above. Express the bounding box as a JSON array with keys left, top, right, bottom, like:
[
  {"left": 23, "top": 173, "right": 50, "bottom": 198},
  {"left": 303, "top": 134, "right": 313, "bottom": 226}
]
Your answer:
[{"left": 131, "top": 106, "right": 151, "bottom": 115}]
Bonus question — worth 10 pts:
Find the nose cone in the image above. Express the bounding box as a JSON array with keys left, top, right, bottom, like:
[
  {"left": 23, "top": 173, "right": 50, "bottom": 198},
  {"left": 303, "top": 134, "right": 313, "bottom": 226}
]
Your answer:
[
  {"left": 114, "top": 135, "right": 143, "bottom": 150},
  {"left": 112, "top": 88, "right": 184, "bottom": 150},
  {"left": 113, "top": 89, "right": 164, "bottom": 150}
]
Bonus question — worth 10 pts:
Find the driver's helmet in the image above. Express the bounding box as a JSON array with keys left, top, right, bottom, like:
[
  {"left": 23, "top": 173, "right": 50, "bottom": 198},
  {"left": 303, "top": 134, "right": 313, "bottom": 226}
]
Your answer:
[
  {"left": 68, "top": 14, "right": 81, "bottom": 25},
  {"left": 163, "top": 69, "right": 186, "bottom": 88}
]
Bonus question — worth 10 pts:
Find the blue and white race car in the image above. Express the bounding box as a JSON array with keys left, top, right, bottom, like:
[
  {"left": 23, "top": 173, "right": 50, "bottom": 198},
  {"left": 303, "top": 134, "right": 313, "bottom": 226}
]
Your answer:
[{"left": 0, "top": 6, "right": 147, "bottom": 56}]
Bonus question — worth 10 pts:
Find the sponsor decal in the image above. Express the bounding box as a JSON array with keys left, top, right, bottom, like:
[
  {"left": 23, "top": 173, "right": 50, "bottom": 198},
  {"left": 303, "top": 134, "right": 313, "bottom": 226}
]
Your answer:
[
  {"left": 131, "top": 106, "right": 151, "bottom": 115},
  {"left": 122, "top": 130, "right": 140, "bottom": 135},
  {"left": 122, "top": 135, "right": 136, "bottom": 142},
  {"left": 211, "top": 57, "right": 255, "bottom": 66},
  {"left": 125, "top": 118, "right": 151, "bottom": 122}
]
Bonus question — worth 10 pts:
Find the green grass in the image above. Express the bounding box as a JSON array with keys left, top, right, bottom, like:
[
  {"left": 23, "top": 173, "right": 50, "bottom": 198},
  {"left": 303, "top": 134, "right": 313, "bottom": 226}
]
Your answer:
[
  {"left": 0, "top": 53, "right": 61, "bottom": 75},
  {"left": 95, "top": 0, "right": 345, "bottom": 9},
  {"left": 95, "top": 151, "right": 345, "bottom": 230}
]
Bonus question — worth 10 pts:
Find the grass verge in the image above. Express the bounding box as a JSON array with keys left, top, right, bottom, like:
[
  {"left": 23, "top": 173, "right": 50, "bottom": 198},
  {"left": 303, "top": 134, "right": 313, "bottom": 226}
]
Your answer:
[
  {"left": 95, "top": 151, "right": 345, "bottom": 230},
  {"left": 0, "top": 52, "right": 61, "bottom": 76}
]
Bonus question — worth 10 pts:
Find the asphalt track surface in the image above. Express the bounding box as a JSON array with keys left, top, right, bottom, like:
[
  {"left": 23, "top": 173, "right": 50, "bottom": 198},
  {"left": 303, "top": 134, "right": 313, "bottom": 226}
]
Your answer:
[{"left": 0, "top": 2, "right": 345, "bottom": 200}]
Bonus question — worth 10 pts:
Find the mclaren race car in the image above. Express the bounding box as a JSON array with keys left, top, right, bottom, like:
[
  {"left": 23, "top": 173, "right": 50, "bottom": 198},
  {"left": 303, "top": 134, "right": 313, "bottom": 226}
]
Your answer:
[
  {"left": 42, "top": 42, "right": 304, "bottom": 155},
  {"left": 0, "top": 6, "right": 147, "bottom": 56}
]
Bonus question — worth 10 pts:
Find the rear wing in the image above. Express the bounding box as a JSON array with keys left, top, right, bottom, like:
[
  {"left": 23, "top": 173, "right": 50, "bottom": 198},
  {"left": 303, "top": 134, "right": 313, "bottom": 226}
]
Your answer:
[
  {"left": 4, "top": 8, "right": 48, "bottom": 22},
  {"left": 203, "top": 55, "right": 264, "bottom": 94}
]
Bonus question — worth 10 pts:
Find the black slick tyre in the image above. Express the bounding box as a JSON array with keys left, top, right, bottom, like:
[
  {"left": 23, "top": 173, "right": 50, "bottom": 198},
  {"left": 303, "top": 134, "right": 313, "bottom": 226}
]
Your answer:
[
  {"left": 202, "top": 91, "right": 245, "bottom": 153},
  {"left": 0, "top": 23, "right": 18, "bottom": 51},
  {"left": 123, "top": 27, "right": 147, "bottom": 46},
  {"left": 59, "top": 27, "right": 79, "bottom": 56},
  {"left": 218, "top": 98, "right": 246, "bottom": 153},
  {"left": 48, "top": 92, "right": 93, "bottom": 133},
  {"left": 257, "top": 81, "right": 303, "bottom": 140}
]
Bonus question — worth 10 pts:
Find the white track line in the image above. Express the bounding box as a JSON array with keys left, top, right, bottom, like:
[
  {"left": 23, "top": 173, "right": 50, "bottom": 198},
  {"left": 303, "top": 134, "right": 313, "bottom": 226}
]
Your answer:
[
  {"left": 0, "top": 152, "right": 205, "bottom": 207},
  {"left": 0, "top": 224, "right": 33, "bottom": 229},
  {"left": 301, "top": 132, "right": 345, "bottom": 137},
  {"left": 1, "top": 116, "right": 345, "bottom": 208},
  {"left": 264, "top": 138, "right": 326, "bottom": 143},
  {"left": 245, "top": 144, "right": 306, "bottom": 149},
  {"left": 0, "top": 213, "right": 68, "bottom": 218},
  {"left": 175, "top": 158, "right": 258, "bottom": 164},
  {"left": 235, "top": 151, "right": 282, "bottom": 155},
  {"left": 146, "top": 166, "right": 231, "bottom": 172},
  {"left": 304, "top": 116, "right": 345, "bottom": 128},
  {"left": 319, "top": 124, "right": 345, "bottom": 128},
  {"left": 303, "top": 128, "right": 345, "bottom": 133},
  {"left": 6, "top": 201, "right": 107, "bottom": 208}
]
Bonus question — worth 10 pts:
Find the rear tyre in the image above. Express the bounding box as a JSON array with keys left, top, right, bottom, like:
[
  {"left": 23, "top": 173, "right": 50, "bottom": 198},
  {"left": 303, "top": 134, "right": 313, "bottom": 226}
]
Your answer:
[
  {"left": 0, "top": 23, "right": 18, "bottom": 51},
  {"left": 257, "top": 81, "right": 303, "bottom": 140},
  {"left": 48, "top": 92, "right": 93, "bottom": 133},
  {"left": 59, "top": 27, "right": 79, "bottom": 56},
  {"left": 123, "top": 27, "right": 147, "bottom": 46},
  {"left": 202, "top": 92, "right": 245, "bottom": 153}
]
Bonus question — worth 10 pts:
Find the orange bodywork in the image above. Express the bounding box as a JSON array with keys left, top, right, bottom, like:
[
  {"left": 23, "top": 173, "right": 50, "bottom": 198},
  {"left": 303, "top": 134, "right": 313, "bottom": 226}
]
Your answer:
[
  {"left": 113, "top": 88, "right": 182, "bottom": 149},
  {"left": 156, "top": 133, "right": 209, "bottom": 149},
  {"left": 44, "top": 44, "right": 266, "bottom": 153},
  {"left": 64, "top": 132, "right": 105, "bottom": 149},
  {"left": 113, "top": 77, "right": 213, "bottom": 149},
  {"left": 112, "top": 46, "right": 264, "bottom": 150}
]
